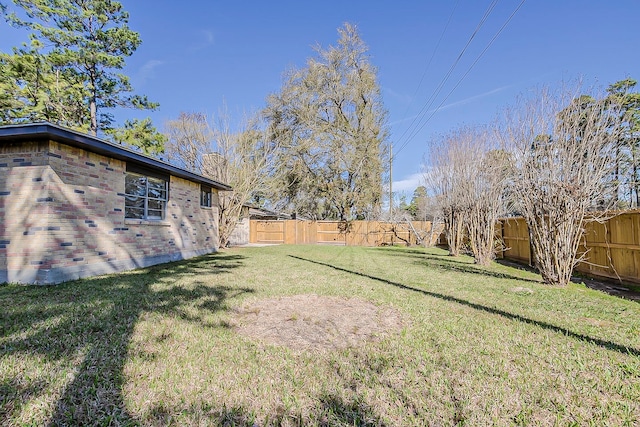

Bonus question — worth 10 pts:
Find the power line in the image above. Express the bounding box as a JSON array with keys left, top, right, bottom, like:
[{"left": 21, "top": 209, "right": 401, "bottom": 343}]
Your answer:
[
  {"left": 392, "top": 0, "right": 500, "bottom": 152},
  {"left": 400, "top": 0, "right": 461, "bottom": 121},
  {"left": 388, "top": 0, "right": 460, "bottom": 209},
  {"left": 395, "top": 0, "right": 527, "bottom": 157}
]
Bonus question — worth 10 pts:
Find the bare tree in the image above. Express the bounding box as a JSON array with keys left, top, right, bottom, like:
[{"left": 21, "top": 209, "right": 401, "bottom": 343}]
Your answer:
[
  {"left": 412, "top": 193, "right": 445, "bottom": 247},
  {"left": 401, "top": 186, "right": 445, "bottom": 247},
  {"left": 164, "top": 112, "right": 213, "bottom": 172},
  {"left": 203, "top": 114, "right": 278, "bottom": 248},
  {"left": 499, "top": 84, "right": 622, "bottom": 286},
  {"left": 385, "top": 208, "right": 414, "bottom": 246},
  {"left": 165, "top": 110, "right": 278, "bottom": 248},
  {"left": 424, "top": 128, "right": 476, "bottom": 256},
  {"left": 463, "top": 131, "right": 511, "bottom": 266},
  {"left": 424, "top": 126, "right": 508, "bottom": 263}
]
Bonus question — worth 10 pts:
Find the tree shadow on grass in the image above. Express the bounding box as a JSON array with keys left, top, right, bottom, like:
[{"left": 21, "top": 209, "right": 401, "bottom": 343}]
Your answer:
[
  {"left": 0, "top": 378, "right": 48, "bottom": 425},
  {"left": 145, "top": 402, "right": 263, "bottom": 426},
  {"left": 375, "top": 247, "right": 449, "bottom": 257},
  {"left": 143, "top": 394, "right": 387, "bottom": 426},
  {"left": 0, "top": 252, "right": 251, "bottom": 426},
  {"left": 414, "top": 257, "right": 542, "bottom": 284},
  {"left": 289, "top": 255, "right": 640, "bottom": 358},
  {"left": 314, "top": 393, "right": 388, "bottom": 427},
  {"left": 373, "top": 247, "right": 541, "bottom": 284}
]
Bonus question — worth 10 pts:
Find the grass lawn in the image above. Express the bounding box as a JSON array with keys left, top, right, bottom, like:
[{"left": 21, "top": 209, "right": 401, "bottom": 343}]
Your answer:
[{"left": 1, "top": 245, "right": 639, "bottom": 426}]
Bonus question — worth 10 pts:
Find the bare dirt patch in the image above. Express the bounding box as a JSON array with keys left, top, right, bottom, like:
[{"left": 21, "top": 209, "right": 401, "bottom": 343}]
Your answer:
[{"left": 233, "top": 294, "right": 404, "bottom": 350}]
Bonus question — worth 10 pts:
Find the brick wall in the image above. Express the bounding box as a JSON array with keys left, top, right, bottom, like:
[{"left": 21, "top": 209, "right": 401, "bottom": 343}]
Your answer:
[{"left": 0, "top": 139, "right": 220, "bottom": 284}]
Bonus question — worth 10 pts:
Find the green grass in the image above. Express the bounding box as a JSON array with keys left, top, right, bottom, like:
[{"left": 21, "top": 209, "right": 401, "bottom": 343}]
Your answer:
[{"left": 1, "top": 245, "right": 639, "bottom": 426}]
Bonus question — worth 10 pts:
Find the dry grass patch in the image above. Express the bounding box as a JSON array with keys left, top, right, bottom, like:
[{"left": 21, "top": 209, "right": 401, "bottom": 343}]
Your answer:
[{"left": 233, "top": 294, "right": 404, "bottom": 350}]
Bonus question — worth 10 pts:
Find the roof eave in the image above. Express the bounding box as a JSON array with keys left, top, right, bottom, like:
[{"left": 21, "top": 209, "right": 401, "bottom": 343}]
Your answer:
[{"left": 0, "top": 122, "right": 233, "bottom": 191}]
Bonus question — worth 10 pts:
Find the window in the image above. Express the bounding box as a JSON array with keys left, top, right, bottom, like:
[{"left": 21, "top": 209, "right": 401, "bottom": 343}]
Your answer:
[
  {"left": 125, "top": 172, "right": 168, "bottom": 220},
  {"left": 200, "top": 185, "right": 212, "bottom": 208}
]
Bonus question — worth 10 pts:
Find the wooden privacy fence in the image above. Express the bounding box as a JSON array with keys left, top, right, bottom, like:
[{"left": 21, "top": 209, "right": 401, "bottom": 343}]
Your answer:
[
  {"left": 250, "top": 220, "right": 442, "bottom": 247},
  {"left": 499, "top": 210, "right": 640, "bottom": 283},
  {"left": 251, "top": 212, "right": 640, "bottom": 282}
]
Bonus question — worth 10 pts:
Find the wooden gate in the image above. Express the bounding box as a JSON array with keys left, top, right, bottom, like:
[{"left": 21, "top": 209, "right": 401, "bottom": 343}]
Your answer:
[{"left": 250, "top": 220, "right": 285, "bottom": 244}]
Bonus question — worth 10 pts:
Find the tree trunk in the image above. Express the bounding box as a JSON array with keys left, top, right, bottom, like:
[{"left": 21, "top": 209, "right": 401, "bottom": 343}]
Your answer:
[
  {"left": 633, "top": 159, "right": 640, "bottom": 208},
  {"left": 445, "top": 208, "right": 464, "bottom": 257},
  {"left": 90, "top": 97, "right": 97, "bottom": 136}
]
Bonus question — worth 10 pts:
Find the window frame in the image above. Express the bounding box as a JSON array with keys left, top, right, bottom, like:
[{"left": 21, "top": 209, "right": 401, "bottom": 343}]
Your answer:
[
  {"left": 200, "top": 185, "right": 212, "bottom": 208},
  {"left": 124, "top": 167, "right": 169, "bottom": 221}
]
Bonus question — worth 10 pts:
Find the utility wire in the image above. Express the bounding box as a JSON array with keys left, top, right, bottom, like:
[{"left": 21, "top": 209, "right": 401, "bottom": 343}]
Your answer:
[
  {"left": 395, "top": 0, "right": 527, "bottom": 156},
  {"left": 399, "top": 0, "right": 461, "bottom": 120},
  {"left": 393, "top": 0, "right": 500, "bottom": 152}
]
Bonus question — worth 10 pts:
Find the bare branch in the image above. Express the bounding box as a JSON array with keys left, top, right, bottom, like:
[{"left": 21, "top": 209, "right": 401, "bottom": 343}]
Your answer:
[{"left": 498, "top": 83, "right": 623, "bottom": 285}]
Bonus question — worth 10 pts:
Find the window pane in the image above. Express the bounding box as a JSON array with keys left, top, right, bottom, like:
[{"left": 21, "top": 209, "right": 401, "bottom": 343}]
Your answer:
[
  {"left": 125, "top": 206, "right": 144, "bottom": 219},
  {"left": 124, "top": 169, "right": 168, "bottom": 219},
  {"left": 148, "top": 199, "right": 165, "bottom": 211},
  {"left": 201, "top": 187, "right": 211, "bottom": 207},
  {"left": 147, "top": 177, "right": 167, "bottom": 200},
  {"left": 147, "top": 210, "right": 163, "bottom": 220},
  {"left": 125, "top": 195, "right": 144, "bottom": 209},
  {"left": 125, "top": 173, "right": 146, "bottom": 196}
]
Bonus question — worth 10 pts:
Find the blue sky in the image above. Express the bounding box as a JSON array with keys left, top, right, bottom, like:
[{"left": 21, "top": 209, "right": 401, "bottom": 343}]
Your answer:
[{"left": 2, "top": 1, "right": 640, "bottom": 197}]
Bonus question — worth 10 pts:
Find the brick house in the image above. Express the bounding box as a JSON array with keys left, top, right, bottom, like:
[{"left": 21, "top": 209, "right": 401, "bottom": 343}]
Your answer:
[{"left": 0, "top": 123, "right": 232, "bottom": 284}]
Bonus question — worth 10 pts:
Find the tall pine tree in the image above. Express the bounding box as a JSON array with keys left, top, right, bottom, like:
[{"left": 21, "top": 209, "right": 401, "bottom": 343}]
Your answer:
[
  {"left": 0, "top": 42, "right": 87, "bottom": 127},
  {"left": 606, "top": 78, "right": 640, "bottom": 206},
  {"left": 3, "top": 0, "right": 164, "bottom": 154}
]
